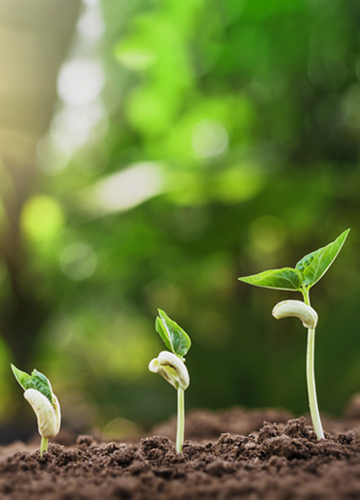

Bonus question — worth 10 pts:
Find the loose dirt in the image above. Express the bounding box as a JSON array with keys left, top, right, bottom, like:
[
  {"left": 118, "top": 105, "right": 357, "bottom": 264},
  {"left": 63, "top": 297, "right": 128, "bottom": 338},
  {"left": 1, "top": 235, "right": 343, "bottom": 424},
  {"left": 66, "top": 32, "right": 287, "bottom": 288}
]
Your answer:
[{"left": 2, "top": 401, "right": 360, "bottom": 499}]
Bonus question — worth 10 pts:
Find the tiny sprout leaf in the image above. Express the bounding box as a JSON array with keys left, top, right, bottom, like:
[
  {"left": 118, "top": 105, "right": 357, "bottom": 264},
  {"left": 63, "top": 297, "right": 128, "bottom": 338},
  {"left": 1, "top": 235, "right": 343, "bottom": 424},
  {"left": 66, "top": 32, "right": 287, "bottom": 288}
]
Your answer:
[
  {"left": 11, "top": 364, "right": 53, "bottom": 405},
  {"left": 155, "top": 310, "right": 191, "bottom": 359},
  {"left": 11, "top": 364, "right": 32, "bottom": 391},
  {"left": 295, "top": 229, "right": 350, "bottom": 288},
  {"left": 238, "top": 268, "right": 303, "bottom": 292}
]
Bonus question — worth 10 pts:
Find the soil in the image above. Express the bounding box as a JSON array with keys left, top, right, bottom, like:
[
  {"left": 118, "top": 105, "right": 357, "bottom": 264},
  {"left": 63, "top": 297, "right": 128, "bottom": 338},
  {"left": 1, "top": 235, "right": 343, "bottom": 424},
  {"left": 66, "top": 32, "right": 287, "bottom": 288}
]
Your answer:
[{"left": 2, "top": 398, "right": 360, "bottom": 499}]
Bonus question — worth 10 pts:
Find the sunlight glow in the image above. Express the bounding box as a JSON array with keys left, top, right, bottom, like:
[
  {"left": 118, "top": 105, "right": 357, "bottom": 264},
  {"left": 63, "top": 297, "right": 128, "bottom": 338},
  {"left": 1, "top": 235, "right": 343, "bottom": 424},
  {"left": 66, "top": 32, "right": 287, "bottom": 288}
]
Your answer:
[
  {"left": 81, "top": 0, "right": 100, "bottom": 6},
  {"left": 60, "top": 243, "right": 98, "bottom": 280},
  {"left": 21, "top": 195, "right": 65, "bottom": 242},
  {"left": 51, "top": 100, "right": 105, "bottom": 153},
  {"left": 57, "top": 59, "right": 104, "bottom": 106},
  {"left": 85, "top": 162, "right": 165, "bottom": 214},
  {"left": 78, "top": 4, "right": 104, "bottom": 39},
  {"left": 115, "top": 48, "right": 156, "bottom": 71},
  {"left": 192, "top": 119, "right": 229, "bottom": 159}
]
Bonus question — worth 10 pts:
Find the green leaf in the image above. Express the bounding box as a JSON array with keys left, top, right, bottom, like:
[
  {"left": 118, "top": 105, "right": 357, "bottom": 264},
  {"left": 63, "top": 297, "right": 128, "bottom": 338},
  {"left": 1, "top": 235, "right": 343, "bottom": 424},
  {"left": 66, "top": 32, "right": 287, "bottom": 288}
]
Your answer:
[
  {"left": 11, "top": 364, "right": 32, "bottom": 391},
  {"left": 155, "top": 309, "right": 191, "bottom": 359},
  {"left": 295, "top": 229, "right": 350, "bottom": 288},
  {"left": 11, "top": 364, "right": 54, "bottom": 404},
  {"left": 238, "top": 267, "right": 303, "bottom": 291}
]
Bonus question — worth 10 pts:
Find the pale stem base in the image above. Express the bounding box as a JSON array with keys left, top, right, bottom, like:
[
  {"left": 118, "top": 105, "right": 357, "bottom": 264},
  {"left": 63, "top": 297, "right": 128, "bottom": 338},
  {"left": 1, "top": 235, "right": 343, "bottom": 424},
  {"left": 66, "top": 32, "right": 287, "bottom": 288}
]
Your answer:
[
  {"left": 40, "top": 437, "right": 48, "bottom": 457},
  {"left": 304, "top": 290, "right": 324, "bottom": 440},
  {"left": 176, "top": 388, "right": 185, "bottom": 453},
  {"left": 306, "top": 327, "right": 324, "bottom": 439}
]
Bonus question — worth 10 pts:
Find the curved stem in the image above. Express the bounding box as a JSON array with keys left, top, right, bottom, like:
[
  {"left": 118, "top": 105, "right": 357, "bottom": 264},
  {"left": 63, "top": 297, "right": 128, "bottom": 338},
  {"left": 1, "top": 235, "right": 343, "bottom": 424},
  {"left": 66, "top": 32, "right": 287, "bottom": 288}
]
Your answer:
[
  {"left": 176, "top": 388, "right": 185, "bottom": 452},
  {"left": 303, "top": 289, "right": 324, "bottom": 440},
  {"left": 40, "top": 437, "right": 48, "bottom": 457}
]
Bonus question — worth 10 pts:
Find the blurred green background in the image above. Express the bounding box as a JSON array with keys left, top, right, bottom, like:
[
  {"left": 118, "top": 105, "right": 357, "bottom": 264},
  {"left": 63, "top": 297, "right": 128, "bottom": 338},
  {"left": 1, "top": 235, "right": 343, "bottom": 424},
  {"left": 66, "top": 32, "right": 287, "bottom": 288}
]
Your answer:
[{"left": 0, "top": 0, "right": 360, "bottom": 441}]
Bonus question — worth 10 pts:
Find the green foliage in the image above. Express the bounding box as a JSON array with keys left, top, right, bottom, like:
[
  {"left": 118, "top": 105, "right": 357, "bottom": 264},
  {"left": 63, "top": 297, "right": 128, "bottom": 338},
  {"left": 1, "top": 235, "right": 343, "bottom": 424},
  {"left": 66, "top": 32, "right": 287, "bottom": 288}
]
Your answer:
[
  {"left": 155, "top": 309, "right": 191, "bottom": 359},
  {"left": 239, "top": 230, "right": 350, "bottom": 292},
  {"left": 1, "top": 0, "right": 359, "bottom": 431},
  {"left": 295, "top": 229, "right": 350, "bottom": 288},
  {"left": 11, "top": 365, "right": 53, "bottom": 405},
  {"left": 239, "top": 268, "right": 303, "bottom": 292}
]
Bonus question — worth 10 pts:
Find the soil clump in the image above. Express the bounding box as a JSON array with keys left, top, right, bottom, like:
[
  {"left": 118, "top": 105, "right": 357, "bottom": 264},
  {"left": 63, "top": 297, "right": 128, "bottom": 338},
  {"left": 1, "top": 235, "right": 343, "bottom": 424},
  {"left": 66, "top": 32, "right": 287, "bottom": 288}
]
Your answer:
[{"left": 2, "top": 405, "right": 360, "bottom": 499}]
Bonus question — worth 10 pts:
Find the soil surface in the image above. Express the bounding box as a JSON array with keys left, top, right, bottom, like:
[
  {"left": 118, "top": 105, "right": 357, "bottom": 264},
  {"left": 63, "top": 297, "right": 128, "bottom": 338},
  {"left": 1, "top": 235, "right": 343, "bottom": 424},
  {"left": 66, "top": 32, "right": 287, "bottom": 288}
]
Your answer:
[{"left": 2, "top": 400, "right": 360, "bottom": 499}]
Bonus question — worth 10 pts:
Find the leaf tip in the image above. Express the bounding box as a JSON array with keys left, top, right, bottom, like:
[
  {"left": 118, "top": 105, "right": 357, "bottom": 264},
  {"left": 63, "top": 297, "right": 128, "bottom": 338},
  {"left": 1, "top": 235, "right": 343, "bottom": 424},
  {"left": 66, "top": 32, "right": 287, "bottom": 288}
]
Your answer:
[
  {"left": 11, "top": 364, "right": 26, "bottom": 390},
  {"left": 11, "top": 363, "right": 19, "bottom": 376},
  {"left": 156, "top": 308, "right": 167, "bottom": 321},
  {"left": 337, "top": 228, "right": 351, "bottom": 244}
]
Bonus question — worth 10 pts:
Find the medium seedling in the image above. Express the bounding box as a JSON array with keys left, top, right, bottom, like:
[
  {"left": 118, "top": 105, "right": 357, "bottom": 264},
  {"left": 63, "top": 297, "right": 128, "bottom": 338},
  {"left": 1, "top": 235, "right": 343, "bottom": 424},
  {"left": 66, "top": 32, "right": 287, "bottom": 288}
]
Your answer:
[
  {"left": 11, "top": 364, "right": 61, "bottom": 456},
  {"left": 239, "top": 229, "right": 350, "bottom": 440},
  {"left": 149, "top": 309, "right": 191, "bottom": 452}
]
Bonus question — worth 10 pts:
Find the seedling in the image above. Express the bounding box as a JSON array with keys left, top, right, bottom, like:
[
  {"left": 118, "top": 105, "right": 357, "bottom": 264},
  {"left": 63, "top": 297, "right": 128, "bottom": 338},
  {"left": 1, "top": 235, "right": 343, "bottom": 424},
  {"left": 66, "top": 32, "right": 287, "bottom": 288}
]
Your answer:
[
  {"left": 149, "top": 309, "right": 191, "bottom": 452},
  {"left": 11, "top": 364, "right": 61, "bottom": 456},
  {"left": 239, "top": 229, "right": 350, "bottom": 440}
]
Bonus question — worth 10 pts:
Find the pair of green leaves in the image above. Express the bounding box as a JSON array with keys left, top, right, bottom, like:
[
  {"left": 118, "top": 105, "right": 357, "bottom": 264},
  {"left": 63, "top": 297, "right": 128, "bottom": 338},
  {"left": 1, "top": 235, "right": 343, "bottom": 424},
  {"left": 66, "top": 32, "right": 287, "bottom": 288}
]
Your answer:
[
  {"left": 11, "top": 364, "right": 54, "bottom": 405},
  {"left": 155, "top": 309, "right": 191, "bottom": 360},
  {"left": 239, "top": 229, "right": 350, "bottom": 292}
]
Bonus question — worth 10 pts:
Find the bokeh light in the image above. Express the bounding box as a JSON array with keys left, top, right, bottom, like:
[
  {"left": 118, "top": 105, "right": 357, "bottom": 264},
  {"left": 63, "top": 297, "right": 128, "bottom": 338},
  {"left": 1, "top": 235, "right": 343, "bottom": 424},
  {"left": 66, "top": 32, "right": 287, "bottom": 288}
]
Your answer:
[{"left": 0, "top": 0, "right": 360, "bottom": 441}]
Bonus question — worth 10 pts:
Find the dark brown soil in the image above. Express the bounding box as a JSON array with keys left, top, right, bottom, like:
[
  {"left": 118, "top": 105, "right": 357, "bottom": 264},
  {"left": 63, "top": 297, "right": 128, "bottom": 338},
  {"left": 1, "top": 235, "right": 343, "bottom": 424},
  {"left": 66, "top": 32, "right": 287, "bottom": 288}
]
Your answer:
[{"left": 3, "top": 401, "right": 360, "bottom": 499}]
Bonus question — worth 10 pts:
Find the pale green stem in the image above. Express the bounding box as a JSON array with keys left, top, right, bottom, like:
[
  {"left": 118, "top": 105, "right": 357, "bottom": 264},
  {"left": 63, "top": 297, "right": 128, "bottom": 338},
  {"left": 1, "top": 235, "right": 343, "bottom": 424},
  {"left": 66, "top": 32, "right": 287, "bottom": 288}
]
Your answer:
[
  {"left": 40, "top": 437, "right": 48, "bottom": 457},
  {"left": 303, "top": 289, "right": 324, "bottom": 440},
  {"left": 176, "top": 387, "right": 185, "bottom": 452}
]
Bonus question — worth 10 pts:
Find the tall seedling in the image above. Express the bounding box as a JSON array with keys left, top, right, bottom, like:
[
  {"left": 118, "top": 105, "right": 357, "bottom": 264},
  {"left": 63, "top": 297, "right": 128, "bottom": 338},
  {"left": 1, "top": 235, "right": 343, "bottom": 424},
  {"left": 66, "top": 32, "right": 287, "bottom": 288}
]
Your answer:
[
  {"left": 149, "top": 310, "right": 191, "bottom": 452},
  {"left": 239, "top": 229, "right": 350, "bottom": 439}
]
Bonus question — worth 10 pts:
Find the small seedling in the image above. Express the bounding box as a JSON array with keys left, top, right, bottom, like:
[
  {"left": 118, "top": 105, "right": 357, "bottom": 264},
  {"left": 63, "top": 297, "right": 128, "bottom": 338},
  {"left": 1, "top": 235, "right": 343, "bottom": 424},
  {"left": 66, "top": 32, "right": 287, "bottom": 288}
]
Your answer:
[
  {"left": 11, "top": 364, "right": 61, "bottom": 456},
  {"left": 239, "top": 229, "right": 350, "bottom": 440},
  {"left": 149, "top": 309, "right": 191, "bottom": 452}
]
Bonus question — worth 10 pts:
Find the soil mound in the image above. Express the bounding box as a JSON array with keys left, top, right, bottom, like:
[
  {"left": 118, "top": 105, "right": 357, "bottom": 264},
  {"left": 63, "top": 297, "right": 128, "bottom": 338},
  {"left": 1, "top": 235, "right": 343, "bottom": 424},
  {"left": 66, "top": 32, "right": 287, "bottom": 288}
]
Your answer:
[{"left": 1, "top": 415, "right": 360, "bottom": 499}]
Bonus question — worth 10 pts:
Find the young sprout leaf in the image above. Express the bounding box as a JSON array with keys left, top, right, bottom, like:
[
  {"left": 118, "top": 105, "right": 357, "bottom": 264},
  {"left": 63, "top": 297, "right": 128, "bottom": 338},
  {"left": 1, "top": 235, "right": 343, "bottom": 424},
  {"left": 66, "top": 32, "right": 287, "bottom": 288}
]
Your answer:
[
  {"left": 11, "top": 364, "right": 32, "bottom": 391},
  {"left": 155, "top": 309, "right": 191, "bottom": 359},
  {"left": 238, "top": 267, "right": 303, "bottom": 292},
  {"left": 11, "top": 364, "right": 53, "bottom": 404},
  {"left": 295, "top": 229, "right": 350, "bottom": 288}
]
